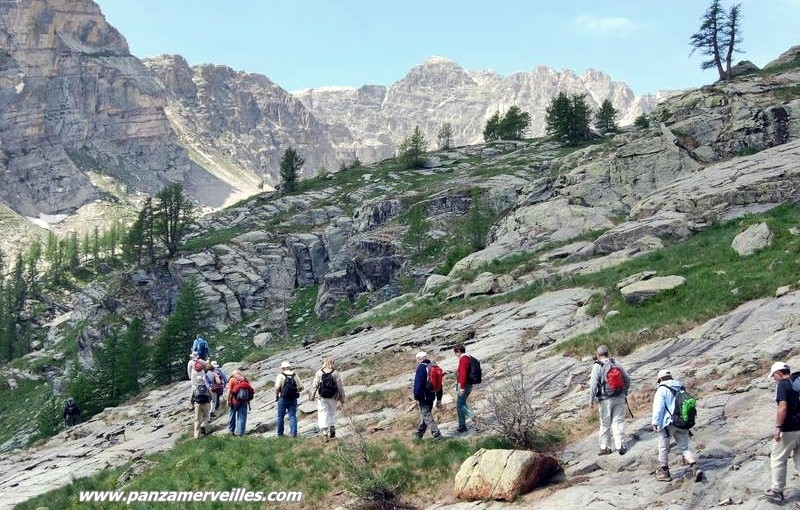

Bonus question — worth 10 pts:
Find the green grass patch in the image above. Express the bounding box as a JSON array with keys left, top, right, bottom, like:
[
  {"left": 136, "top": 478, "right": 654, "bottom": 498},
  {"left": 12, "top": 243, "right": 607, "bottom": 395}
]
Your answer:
[
  {"left": 558, "top": 203, "right": 800, "bottom": 356},
  {"left": 15, "top": 434, "right": 509, "bottom": 509},
  {"left": 774, "top": 85, "right": 800, "bottom": 102},
  {"left": 181, "top": 225, "right": 250, "bottom": 253},
  {"left": 0, "top": 378, "right": 52, "bottom": 451}
]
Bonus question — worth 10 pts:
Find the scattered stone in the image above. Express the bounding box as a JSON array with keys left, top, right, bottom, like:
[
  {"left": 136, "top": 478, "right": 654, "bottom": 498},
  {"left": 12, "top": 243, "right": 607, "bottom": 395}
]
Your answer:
[
  {"left": 731, "top": 222, "right": 773, "bottom": 256},
  {"left": 776, "top": 286, "right": 792, "bottom": 297},
  {"left": 453, "top": 449, "right": 559, "bottom": 502},
  {"left": 619, "top": 275, "right": 686, "bottom": 304}
]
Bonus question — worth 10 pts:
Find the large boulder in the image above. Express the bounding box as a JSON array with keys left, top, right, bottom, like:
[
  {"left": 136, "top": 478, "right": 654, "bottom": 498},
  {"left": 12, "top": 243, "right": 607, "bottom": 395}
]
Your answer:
[
  {"left": 619, "top": 275, "right": 686, "bottom": 304},
  {"left": 731, "top": 222, "right": 773, "bottom": 256},
  {"left": 454, "top": 449, "right": 559, "bottom": 502}
]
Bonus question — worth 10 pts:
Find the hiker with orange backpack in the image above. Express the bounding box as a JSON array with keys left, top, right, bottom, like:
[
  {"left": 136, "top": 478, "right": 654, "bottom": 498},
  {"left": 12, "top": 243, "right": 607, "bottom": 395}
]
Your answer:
[
  {"left": 589, "top": 344, "right": 630, "bottom": 456},
  {"left": 227, "top": 370, "right": 254, "bottom": 437}
]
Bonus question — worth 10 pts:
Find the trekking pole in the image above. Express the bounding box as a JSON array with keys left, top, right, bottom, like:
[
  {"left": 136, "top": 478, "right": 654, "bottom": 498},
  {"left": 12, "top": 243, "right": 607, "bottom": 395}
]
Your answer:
[{"left": 625, "top": 397, "right": 634, "bottom": 418}]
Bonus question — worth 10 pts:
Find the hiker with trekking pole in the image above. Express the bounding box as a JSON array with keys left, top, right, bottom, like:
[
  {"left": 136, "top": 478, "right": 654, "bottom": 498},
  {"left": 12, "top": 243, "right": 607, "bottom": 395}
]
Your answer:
[{"left": 589, "top": 344, "right": 631, "bottom": 456}]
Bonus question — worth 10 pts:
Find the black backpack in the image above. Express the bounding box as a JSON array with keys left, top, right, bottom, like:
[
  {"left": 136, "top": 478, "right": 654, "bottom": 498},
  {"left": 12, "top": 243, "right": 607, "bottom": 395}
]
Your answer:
[
  {"left": 281, "top": 374, "right": 299, "bottom": 400},
  {"left": 467, "top": 355, "right": 482, "bottom": 384},
  {"left": 193, "top": 384, "right": 211, "bottom": 404},
  {"left": 318, "top": 370, "right": 338, "bottom": 398}
]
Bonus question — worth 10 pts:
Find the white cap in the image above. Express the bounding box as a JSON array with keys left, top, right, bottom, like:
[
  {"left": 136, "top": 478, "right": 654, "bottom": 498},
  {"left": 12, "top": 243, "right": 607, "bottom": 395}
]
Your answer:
[
  {"left": 211, "top": 361, "right": 219, "bottom": 368},
  {"left": 281, "top": 361, "right": 292, "bottom": 369},
  {"left": 415, "top": 351, "right": 428, "bottom": 359},
  {"left": 769, "top": 361, "right": 789, "bottom": 376},
  {"left": 657, "top": 369, "right": 671, "bottom": 380}
]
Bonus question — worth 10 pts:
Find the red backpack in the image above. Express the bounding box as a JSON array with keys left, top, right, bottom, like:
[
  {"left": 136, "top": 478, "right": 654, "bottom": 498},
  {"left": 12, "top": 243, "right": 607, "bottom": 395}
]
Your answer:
[
  {"left": 603, "top": 360, "right": 625, "bottom": 396},
  {"left": 426, "top": 363, "right": 444, "bottom": 392}
]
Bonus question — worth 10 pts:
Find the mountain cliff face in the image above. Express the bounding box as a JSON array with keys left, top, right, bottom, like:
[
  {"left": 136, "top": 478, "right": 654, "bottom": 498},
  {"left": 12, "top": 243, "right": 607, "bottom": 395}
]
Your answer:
[
  {"left": 0, "top": 0, "right": 233, "bottom": 218},
  {"left": 0, "top": 0, "right": 659, "bottom": 225},
  {"left": 293, "top": 56, "right": 659, "bottom": 163}
]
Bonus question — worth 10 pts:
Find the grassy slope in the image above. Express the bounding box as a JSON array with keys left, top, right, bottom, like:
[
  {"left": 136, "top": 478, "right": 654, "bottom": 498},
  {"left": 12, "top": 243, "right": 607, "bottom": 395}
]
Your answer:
[{"left": 16, "top": 435, "right": 507, "bottom": 510}]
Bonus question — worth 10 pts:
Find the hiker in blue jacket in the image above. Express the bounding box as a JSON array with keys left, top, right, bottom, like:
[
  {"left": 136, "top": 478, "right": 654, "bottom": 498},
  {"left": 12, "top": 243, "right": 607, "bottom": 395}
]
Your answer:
[
  {"left": 651, "top": 368, "right": 701, "bottom": 482},
  {"left": 192, "top": 334, "right": 210, "bottom": 360},
  {"left": 412, "top": 351, "right": 442, "bottom": 439}
]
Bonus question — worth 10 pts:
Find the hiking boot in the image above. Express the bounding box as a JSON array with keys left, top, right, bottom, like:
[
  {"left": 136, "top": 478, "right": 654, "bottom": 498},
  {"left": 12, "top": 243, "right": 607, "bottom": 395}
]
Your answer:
[
  {"left": 655, "top": 468, "right": 672, "bottom": 482},
  {"left": 329, "top": 426, "right": 335, "bottom": 439},
  {"left": 456, "top": 426, "right": 467, "bottom": 433},
  {"left": 690, "top": 463, "right": 703, "bottom": 482},
  {"left": 618, "top": 446, "right": 627, "bottom": 456},
  {"left": 432, "top": 432, "right": 443, "bottom": 440},
  {"left": 764, "top": 488, "right": 784, "bottom": 501},
  {"left": 598, "top": 447, "right": 613, "bottom": 456},
  {"left": 200, "top": 425, "right": 206, "bottom": 436}
]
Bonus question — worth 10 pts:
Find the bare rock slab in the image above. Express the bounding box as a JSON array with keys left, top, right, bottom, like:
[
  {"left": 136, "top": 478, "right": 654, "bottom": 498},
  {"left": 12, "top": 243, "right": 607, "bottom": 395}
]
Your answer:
[
  {"left": 619, "top": 275, "right": 686, "bottom": 304},
  {"left": 731, "top": 222, "right": 773, "bottom": 256},
  {"left": 454, "top": 448, "right": 558, "bottom": 502}
]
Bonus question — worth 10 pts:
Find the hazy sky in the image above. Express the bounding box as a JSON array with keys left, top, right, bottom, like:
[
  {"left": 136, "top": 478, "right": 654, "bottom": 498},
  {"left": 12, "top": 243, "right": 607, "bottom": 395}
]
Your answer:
[{"left": 94, "top": 0, "right": 799, "bottom": 95}]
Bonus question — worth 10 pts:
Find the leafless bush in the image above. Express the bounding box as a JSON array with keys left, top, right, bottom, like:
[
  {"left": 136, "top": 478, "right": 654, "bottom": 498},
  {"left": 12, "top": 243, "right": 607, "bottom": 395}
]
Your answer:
[
  {"left": 480, "top": 362, "right": 552, "bottom": 450},
  {"left": 334, "top": 414, "right": 411, "bottom": 510}
]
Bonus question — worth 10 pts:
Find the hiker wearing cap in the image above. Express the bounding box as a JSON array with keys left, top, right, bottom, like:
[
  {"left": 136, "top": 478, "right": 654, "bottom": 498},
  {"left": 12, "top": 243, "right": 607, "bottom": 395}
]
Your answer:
[
  {"left": 275, "top": 361, "right": 304, "bottom": 438},
  {"left": 187, "top": 351, "right": 199, "bottom": 381},
  {"left": 589, "top": 345, "right": 630, "bottom": 455},
  {"left": 310, "top": 357, "right": 346, "bottom": 439},
  {"left": 764, "top": 361, "right": 800, "bottom": 502},
  {"left": 651, "top": 369, "right": 701, "bottom": 482},
  {"left": 454, "top": 343, "right": 476, "bottom": 433},
  {"left": 205, "top": 360, "right": 228, "bottom": 418},
  {"left": 190, "top": 360, "right": 212, "bottom": 438},
  {"left": 413, "top": 352, "right": 442, "bottom": 439}
]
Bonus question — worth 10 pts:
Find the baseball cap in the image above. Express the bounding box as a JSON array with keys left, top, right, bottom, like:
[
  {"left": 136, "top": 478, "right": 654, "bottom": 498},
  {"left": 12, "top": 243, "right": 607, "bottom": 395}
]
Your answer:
[
  {"left": 281, "top": 361, "right": 292, "bottom": 369},
  {"left": 657, "top": 369, "right": 671, "bottom": 380},
  {"left": 415, "top": 351, "right": 428, "bottom": 359},
  {"left": 769, "top": 361, "right": 789, "bottom": 376}
]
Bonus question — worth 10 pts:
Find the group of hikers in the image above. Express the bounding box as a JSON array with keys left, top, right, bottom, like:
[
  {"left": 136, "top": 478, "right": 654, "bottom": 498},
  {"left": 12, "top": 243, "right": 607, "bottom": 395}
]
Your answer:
[
  {"left": 185, "top": 340, "right": 480, "bottom": 442},
  {"left": 591, "top": 344, "right": 800, "bottom": 501},
  {"left": 60, "top": 333, "right": 800, "bottom": 501}
]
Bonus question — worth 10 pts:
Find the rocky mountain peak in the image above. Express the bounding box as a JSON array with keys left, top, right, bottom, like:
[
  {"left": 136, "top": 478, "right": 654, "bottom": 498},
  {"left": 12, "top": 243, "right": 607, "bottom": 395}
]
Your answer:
[{"left": 396, "top": 55, "right": 477, "bottom": 89}]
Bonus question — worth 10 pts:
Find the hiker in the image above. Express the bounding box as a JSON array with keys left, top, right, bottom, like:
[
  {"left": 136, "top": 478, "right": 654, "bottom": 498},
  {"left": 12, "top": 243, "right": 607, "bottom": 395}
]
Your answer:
[
  {"left": 63, "top": 397, "right": 80, "bottom": 427},
  {"left": 651, "top": 369, "right": 702, "bottom": 482},
  {"left": 413, "top": 351, "right": 442, "bottom": 439},
  {"left": 454, "top": 343, "right": 476, "bottom": 433},
  {"left": 310, "top": 357, "right": 346, "bottom": 439},
  {"left": 227, "top": 370, "right": 254, "bottom": 437},
  {"left": 190, "top": 362, "right": 212, "bottom": 438},
  {"left": 589, "top": 344, "right": 630, "bottom": 455},
  {"left": 192, "top": 334, "right": 210, "bottom": 360},
  {"left": 275, "top": 361, "right": 304, "bottom": 438},
  {"left": 187, "top": 351, "right": 199, "bottom": 381},
  {"left": 205, "top": 360, "right": 228, "bottom": 418},
  {"left": 764, "top": 361, "right": 800, "bottom": 502}
]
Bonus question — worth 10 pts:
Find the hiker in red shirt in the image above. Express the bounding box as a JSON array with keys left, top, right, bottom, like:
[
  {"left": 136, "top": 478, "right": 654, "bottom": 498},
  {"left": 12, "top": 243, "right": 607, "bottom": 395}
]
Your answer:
[{"left": 454, "top": 343, "right": 476, "bottom": 433}]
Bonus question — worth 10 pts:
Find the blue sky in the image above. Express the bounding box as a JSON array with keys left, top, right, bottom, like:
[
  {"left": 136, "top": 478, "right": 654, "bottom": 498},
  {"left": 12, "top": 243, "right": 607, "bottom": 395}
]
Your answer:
[{"left": 95, "top": 0, "right": 799, "bottom": 96}]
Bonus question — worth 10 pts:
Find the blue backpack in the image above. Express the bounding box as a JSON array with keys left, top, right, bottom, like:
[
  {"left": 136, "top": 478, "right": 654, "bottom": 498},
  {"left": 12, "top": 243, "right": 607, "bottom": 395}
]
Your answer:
[{"left": 193, "top": 337, "right": 209, "bottom": 359}]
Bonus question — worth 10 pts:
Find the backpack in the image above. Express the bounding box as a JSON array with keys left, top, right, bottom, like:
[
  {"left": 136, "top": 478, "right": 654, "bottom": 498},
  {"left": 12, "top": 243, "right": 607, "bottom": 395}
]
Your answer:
[
  {"left": 193, "top": 384, "right": 211, "bottom": 404},
  {"left": 193, "top": 360, "right": 205, "bottom": 372},
  {"left": 662, "top": 385, "right": 697, "bottom": 429},
  {"left": 65, "top": 402, "right": 80, "bottom": 416},
  {"left": 281, "top": 374, "right": 299, "bottom": 400},
  {"left": 426, "top": 363, "right": 444, "bottom": 392},
  {"left": 318, "top": 370, "right": 338, "bottom": 399},
  {"left": 209, "top": 371, "right": 223, "bottom": 393},
  {"left": 602, "top": 360, "right": 625, "bottom": 397},
  {"left": 234, "top": 380, "right": 255, "bottom": 402},
  {"left": 194, "top": 338, "right": 209, "bottom": 358},
  {"left": 466, "top": 356, "right": 482, "bottom": 384}
]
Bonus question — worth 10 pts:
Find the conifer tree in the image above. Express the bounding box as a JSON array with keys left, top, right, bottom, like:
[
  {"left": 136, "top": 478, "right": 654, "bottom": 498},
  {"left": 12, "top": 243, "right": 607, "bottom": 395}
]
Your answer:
[
  {"left": 594, "top": 99, "right": 618, "bottom": 134},
  {"left": 499, "top": 105, "right": 531, "bottom": 140},
  {"left": 545, "top": 92, "right": 592, "bottom": 145},
  {"left": 279, "top": 147, "right": 305, "bottom": 193},
  {"left": 402, "top": 203, "right": 431, "bottom": 255},
  {"left": 463, "top": 189, "right": 494, "bottom": 251},
  {"left": 690, "top": 0, "right": 742, "bottom": 81},
  {"left": 154, "top": 184, "right": 193, "bottom": 258},
  {"left": 397, "top": 126, "right": 428, "bottom": 169},
  {"left": 483, "top": 111, "right": 501, "bottom": 141},
  {"left": 152, "top": 277, "right": 207, "bottom": 384},
  {"left": 437, "top": 122, "right": 453, "bottom": 150}
]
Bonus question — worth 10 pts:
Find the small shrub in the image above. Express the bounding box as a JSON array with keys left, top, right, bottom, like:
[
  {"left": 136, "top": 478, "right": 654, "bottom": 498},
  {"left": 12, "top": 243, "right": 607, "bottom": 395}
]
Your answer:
[{"left": 480, "top": 363, "right": 562, "bottom": 450}]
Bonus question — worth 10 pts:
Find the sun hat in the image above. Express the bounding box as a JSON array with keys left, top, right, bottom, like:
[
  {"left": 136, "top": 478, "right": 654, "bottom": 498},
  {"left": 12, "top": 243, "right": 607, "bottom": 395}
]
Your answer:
[
  {"left": 415, "top": 351, "right": 428, "bottom": 359},
  {"left": 657, "top": 369, "right": 671, "bottom": 381},
  {"left": 281, "top": 361, "right": 292, "bottom": 369},
  {"left": 211, "top": 360, "right": 219, "bottom": 368},
  {"left": 769, "top": 361, "right": 790, "bottom": 376}
]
